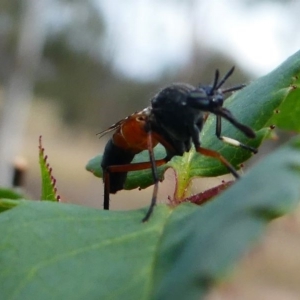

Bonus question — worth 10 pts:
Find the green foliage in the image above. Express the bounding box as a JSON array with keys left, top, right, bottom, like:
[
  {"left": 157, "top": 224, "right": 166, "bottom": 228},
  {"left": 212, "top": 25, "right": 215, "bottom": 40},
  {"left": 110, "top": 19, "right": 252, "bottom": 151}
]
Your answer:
[
  {"left": 1, "top": 51, "right": 300, "bottom": 300},
  {"left": 270, "top": 75, "right": 300, "bottom": 130},
  {"left": 0, "top": 188, "right": 23, "bottom": 200},
  {"left": 0, "top": 136, "right": 61, "bottom": 213},
  {"left": 0, "top": 186, "right": 26, "bottom": 213},
  {"left": 1, "top": 137, "right": 300, "bottom": 299},
  {"left": 39, "top": 136, "right": 60, "bottom": 202},
  {"left": 0, "top": 198, "right": 23, "bottom": 213}
]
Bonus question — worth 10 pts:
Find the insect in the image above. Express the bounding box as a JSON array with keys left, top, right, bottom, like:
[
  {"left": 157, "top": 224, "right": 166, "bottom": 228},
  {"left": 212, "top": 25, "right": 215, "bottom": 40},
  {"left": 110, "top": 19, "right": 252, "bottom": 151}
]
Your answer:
[{"left": 98, "top": 67, "right": 257, "bottom": 222}]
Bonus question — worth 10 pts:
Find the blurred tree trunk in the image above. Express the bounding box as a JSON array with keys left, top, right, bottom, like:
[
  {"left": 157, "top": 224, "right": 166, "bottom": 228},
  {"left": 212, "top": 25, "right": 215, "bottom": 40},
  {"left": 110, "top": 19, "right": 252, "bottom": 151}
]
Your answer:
[{"left": 0, "top": 0, "right": 47, "bottom": 186}]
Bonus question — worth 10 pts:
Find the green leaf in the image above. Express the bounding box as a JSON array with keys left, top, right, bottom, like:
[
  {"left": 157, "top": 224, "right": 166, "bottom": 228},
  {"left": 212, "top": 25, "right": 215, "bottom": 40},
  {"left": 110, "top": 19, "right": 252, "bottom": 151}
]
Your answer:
[
  {"left": 0, "top": 189, "right": 27, "bottom": 213},
  {"left": 153, "top": 137, "right": 300, "bottom": 300},
  {"left": 0, "top": 188, "right": 24, "bottom": 200},
  {"left": 86, "top": 50, "right": 300, "bottom": 191},
  {"left": 267, "top": 52, "right": 300, "bottom": 130},
  {"left": 1, "top": 136, "right": 300, "bottom": 300},
  {"left": 0, "top": 199, "right": 26, "bottom": 213},
  {"left": 39, "top": 136, "right": 60, "bottom": 202}
]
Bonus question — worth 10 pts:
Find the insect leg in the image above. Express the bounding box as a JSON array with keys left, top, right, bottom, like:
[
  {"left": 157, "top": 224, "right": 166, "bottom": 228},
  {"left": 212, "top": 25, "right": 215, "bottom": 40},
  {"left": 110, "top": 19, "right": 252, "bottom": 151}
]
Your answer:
[
  {"left": 104, "top": 158, "right": 167, "bottom": 217},
  {"left": 103, "top": 170, "right": 110, "bottom": 210},
  {"left": 215, "top": 115, "right": 257, "bottom": 154},
  {"left": 142, "top": 127, "right": 162, "bottom": 222},
  {"left": 196, "top": 146, "right": 240, "bottom": 179}
]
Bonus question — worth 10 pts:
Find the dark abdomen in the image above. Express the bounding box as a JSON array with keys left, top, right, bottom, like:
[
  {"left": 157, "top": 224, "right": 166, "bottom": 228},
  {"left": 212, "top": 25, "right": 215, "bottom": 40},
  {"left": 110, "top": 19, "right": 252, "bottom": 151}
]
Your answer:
[{"left": 101, "top": 139, "right": 135, "bottom": 193}]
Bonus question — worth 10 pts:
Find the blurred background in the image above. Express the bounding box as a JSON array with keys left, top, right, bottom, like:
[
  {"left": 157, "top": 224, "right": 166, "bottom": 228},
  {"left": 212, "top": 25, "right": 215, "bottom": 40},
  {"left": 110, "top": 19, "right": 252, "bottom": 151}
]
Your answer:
[{"left": 0, "top": 0, "right": 300, "bottom": 298}]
